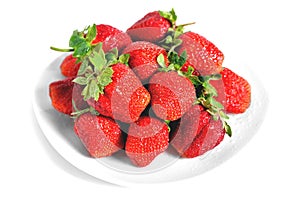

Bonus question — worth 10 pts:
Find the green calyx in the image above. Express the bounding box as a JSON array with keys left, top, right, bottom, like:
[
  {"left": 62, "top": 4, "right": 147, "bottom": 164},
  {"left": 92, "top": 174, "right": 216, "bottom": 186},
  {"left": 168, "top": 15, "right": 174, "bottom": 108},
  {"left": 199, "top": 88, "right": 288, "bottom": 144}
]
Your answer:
[
  {"left": 159, "top": 8, "right": 177, "bottom": 28},
  {"left": 69, "top": 24, "right": 97, "bottom": 61},
  {"left": 158, "top": 8, "right": 195, "bottom": 55},
  {"left": 159, "top": 27, "right": 183, "bottom": 55},
  {"left": 157, "top": 50, "right": 232, "bottom": 137},
  {"left": 157, "top": 51, "right": 198, "bottom": 84},
  {"left": 195, "top": 75, "right": 232, "bottom": 137},
  {"left": 164, "top": 120, "right": 171, "bottom": 133},
  {"left": 73, "top": 42, "right": 130, "bottom": 101},
  {"left": 50, "top": 24, "right": 97, "bottom": 62}
]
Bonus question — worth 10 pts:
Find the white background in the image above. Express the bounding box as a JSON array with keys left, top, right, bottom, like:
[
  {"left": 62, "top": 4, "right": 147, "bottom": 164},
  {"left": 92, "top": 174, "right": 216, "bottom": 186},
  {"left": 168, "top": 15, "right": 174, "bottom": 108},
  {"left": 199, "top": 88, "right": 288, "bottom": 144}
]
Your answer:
[{"left": 1, "top": 0, "right": 299, "bottom": 199}]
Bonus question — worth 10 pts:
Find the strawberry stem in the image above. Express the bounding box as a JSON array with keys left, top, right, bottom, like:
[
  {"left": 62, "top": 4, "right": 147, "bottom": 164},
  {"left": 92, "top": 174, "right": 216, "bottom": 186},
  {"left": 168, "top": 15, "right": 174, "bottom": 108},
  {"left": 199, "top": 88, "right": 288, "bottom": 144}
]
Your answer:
[
  {"left": 50, "top": 46, "right": 74, "bottom": 52},
  {"left": 175, "top": 22, "right": 196, "bottom": 29},
  {"left": 71, "top": 99, "right": 99, "bottom": 119}
]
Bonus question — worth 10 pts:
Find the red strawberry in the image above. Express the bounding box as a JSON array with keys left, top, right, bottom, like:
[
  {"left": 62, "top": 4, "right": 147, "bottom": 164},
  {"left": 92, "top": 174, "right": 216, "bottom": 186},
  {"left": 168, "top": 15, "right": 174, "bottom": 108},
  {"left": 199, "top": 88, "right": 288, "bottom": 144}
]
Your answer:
[
  {"left": 148, "top": 71, "right": 196, "bottom": 121},
  {"left": 72, "top": 83, "right": 89, "bottom": 110},
  {"left": 171, "top": 105, "right": 211, "bottom": 155},
  {"left": 49, "top": 77, "right": 88, "bottom": 115},
  {"left": 182, "top": 118, "right": 225, "bottom": 158},
  {"left": 122, "top": 41, "right": 169, "bottom": 81},
  {"left": 87, "top": 63, "right": 151, "bottom": 123},
  {"left": 125, "top": 116, "right": 169, "bottom": 167},
  {"left": 126, "top": 11, "right": 171, "bottom": 43},
  {"left": 210, "top": 67, "right": 251, "bottom": 114},
  {"left": 176, "top": 31, "right": 224, "bottom": 76},
  {"left": 49, "top": 77, "right": 75, "bottom": 115},
  {"left": 55, "top": 24, "right": 132, "bottom": 77},
  {"left": 92, "top": 24, "right": 132, "bottom": 53},
  {"left": 74, "top": 113, "right": 124, "bottom": 158},
  {"left": 51, "top": 24, "right": 132, "bottom": 63},
  {"left": 60, "top": 54, "right": 81, "bottom": 77}
]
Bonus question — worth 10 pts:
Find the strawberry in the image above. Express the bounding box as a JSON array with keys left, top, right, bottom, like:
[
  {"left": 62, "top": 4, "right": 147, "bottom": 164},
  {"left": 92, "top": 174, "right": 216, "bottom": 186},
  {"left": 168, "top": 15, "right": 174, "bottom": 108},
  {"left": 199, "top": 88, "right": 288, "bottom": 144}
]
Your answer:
[
  {"left": 49, "top": 77, "right": 88, "bottom": 115},
  {"left": 74, "top": 113, "right": 124, "bottom": 158},
  {"left": 148, "top": 71, "right": 196, "bottom": 121},
  {"left": 51, "top": 24, "right": 132, "bottom": 62},
  {"left": 125, "top": 116, "right": 169, "bottom": 167},
  {"left": 171, "top": 105, "right": 211, "bottom": 155},
  {"left": 181, "top": 118, "right": 225, "bottom": 158},
  {"left": 49, "top": 77, "right": 75, "bottom": 115},
  {"left": 122, "top": 41, "right": 169, "bottom": 81},
  {"left": 60, "top": 54, "right": 81, "bottom": 77},
  {"left": 126, "top": 11, "right": 172, "bottom": 43},
  {"left": 176, "top": 31, "right": 224, "bottom": 76},
  {"left": 210, "top": 67, "right": 251, "bottom": 114},
  {"left": 72, "top": 43, "right": 150, "bottom": 123},
  {"left": 92, "top": 24, "right": 132, "bottom": 53},
  {"left": 87, "top": 63, "right": 151, "bottom": 123},
  {"left": 194, "top": 72, "right": 232, "bottom": 137}
]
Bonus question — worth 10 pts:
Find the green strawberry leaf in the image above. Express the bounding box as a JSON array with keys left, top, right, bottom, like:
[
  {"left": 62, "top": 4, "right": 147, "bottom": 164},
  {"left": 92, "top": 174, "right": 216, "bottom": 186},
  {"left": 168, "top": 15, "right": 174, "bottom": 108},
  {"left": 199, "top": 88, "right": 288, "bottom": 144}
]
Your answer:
[
  {"left": 195, "top": 74, "right": 232, "bottom": 137},
  {"left": 69, "top": 30, "right": 85, "bottom": 47},
  {"left": 168, "top": 51, "right": 186, "bottom": 66},
  {"left": 51, "top": 24, "right": 97, "bottom": 62},
  {"left": 203, "top": 81, "right": 218, "bottom": 97},
  {"left": 77, "top": 59, "right": 89, "bottom": 76},
  {"left": 159, "top": 8, "right": 177, "bottom": 27},
  {"left": 224, "top": 121, "right": 232, "bottom": 137},
  {"left": 220, "top": 111, "right": 229, "bottom": 120},
  {"left": 157, "top": 54, "right": 168, "bottom": 69},
  {"left": 74, "top": 43, "right": 132, "bottom": 102},
  {"left": 89, "top": 79, "right": 100, "bottom": 101},
  {"left": 210, "top": 97, "right": 224, "bottom": 110},
  {"left": 174, "top": 25, "right": 184, "bottom": 38},
  {"left": 89, "top": 43, "right": 106, "bottom": 72},
  {"left": 188, "top": 75, "right": 201, "bottom": 86},
  {"left": 118, "top": 54, "right": 130, "bottom": 65},
  {"left": 158, "top": 53, "right": 178, "bottom": 72},
  {"left": 85, "top": 24, "right": 97, "bottom": 43},
  {"left": 73, "top": 41, "right": 91, "bottom": 59},
  {"left": 165, "top": 51, "right": 203, "bottom": 86},
  {"left": 97, "top": 67, "right": 113, "bottom": 86},
  {"left": 164, "top": 35, "right": 173, "bottom": 44},
  {"left": 158, "top": 8, "right": 194, "bottom": 54},
  {"left": 81, "top": 84, "right": 90, "bottom": 101},
  {"left": 73, "top": 76, "right": 88, "bottom": 85},
  {"left": 105, "top": 48, "right": 119, "bottom": 66}
]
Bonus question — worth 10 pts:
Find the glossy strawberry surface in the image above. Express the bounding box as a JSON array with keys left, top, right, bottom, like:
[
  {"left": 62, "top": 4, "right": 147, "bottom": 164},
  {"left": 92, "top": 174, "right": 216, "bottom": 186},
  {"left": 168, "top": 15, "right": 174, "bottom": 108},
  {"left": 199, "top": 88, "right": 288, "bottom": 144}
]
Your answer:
[
  {"left": 177, "top": 31, "right": 224, "bottom": 76},
  {"left": 87, "top": 63, "right": 151, "bottom": 123},
  {"left": 211, "top": 67, "right": 251, "bottom": 114},
  {"left": 171, "top": 105, "right": 211, "bottom": 155},
  {"left": 60, "top": 54, "right": 81, "bottom": 77},
  {"left": 49, "top": 77, "right": 75, "bottom": 115},
  {"left": 123, "top": 41, "right": 169, "bottom": 81},
  {"left": 74, "top": 113, "right": 123, "bottom": 158},
  {"left": 126, "top": 11, "right": 171, "bottom": 43},
  {"left": 92, "top": 24, "right": 132, "bottom": 53},
  {"left": 182, "top": 118, "right": 225, "bottom": 158},
  {"left": 125, "top": 116, "right": 169, "bottom": 167},
  {"left": 149, "top": 71, "right": 196, "bottom": 121}
]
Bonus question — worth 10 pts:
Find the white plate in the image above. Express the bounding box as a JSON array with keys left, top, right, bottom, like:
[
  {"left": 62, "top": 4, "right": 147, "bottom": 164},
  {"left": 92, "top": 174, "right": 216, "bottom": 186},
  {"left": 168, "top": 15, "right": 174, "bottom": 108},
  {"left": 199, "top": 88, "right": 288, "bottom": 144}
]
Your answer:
[{"left": 32, "top": 53, "right": 268, "bottom": 186}]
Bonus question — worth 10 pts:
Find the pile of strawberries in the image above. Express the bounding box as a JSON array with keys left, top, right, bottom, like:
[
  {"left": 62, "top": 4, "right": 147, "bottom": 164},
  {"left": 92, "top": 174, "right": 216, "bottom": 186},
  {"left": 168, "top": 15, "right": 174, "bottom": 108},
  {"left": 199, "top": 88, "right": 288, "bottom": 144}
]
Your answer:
[{"left": 49, "top": 9, "right": 251, "bottom": 167}]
